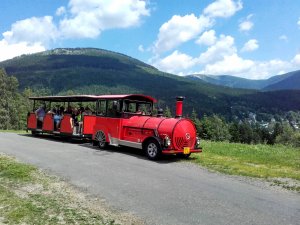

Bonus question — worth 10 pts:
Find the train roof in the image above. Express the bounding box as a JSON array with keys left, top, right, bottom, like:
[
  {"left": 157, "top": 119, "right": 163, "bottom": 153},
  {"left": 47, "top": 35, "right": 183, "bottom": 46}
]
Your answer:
[{"left": 29, "top": 94, "right": 157, "bottom": 103}]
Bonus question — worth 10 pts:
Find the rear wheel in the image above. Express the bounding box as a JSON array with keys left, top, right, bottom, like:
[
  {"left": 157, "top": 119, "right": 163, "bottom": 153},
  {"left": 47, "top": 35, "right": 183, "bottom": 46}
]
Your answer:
[
  {"left": 95, "top": 131, "right": 108, "bottom": 149},
  {"left": 144, "top": 139, "right": 161, "bottom": 160}
]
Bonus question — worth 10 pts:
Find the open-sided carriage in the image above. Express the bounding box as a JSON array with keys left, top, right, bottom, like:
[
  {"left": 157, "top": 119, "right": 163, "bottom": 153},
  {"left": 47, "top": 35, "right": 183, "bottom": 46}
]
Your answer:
[{"left": 27, "top": 94, "right": 202, "bottom": 160}]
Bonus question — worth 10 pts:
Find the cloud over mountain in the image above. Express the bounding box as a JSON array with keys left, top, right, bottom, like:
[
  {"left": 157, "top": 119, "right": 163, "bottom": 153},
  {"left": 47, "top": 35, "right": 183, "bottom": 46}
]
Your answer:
[{"left": 0, "top": 0, "right": 149, "bottom": 61}]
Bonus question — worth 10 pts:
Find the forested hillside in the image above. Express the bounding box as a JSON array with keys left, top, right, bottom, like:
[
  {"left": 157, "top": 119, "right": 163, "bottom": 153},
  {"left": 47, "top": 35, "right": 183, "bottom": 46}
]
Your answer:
[{"left": 1, "top": 48, "right": 300, "bottom": 121}]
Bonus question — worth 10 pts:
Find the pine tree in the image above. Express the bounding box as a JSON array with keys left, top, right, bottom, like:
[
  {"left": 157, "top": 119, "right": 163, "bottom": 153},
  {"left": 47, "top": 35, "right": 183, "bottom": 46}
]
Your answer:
[
  {"left": 190, "top": 109, "right": 201, "bottom": 134},
  {"left": 164, "top": 106, "right": 172, "bottom": 118}
]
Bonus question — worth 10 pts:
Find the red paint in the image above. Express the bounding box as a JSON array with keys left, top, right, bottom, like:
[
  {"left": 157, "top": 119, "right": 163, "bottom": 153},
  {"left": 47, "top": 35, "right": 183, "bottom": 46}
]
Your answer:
[
  {"left": 27, "top": 113, "right": 37, "bottom": 129},
  {"left": 42, "top": 114, "right": 54, "bottom": 131},
  {"left": 175, "top": 96, "right": 184, "bottom": 118},
  {"left": 82, "top": 115, "right": 96, "bottom": 135},
  {"left": 60, "top": 114, "right": 73, "bottom": 134}
]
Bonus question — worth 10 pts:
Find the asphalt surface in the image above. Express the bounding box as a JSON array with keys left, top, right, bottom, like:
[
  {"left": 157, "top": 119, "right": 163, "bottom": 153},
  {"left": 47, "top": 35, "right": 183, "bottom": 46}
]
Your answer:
[{"left": 0, "top": 133, "right": 299, "bottom": 225}]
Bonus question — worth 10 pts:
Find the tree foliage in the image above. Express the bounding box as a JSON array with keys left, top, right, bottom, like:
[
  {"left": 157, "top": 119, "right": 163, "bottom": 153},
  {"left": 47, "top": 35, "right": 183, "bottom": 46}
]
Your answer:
[
  {"left": 189, "top": 109, "right": 300, "bottom": 147},
  {"left": 0, "top": 69, "right": 33, "bottom": 130}
]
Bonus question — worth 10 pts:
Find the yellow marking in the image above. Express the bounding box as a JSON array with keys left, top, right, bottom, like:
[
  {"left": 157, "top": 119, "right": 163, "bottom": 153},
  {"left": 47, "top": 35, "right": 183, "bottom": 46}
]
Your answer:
[{"left": 184, "top": 147, "right": 190, "bottom": 154}]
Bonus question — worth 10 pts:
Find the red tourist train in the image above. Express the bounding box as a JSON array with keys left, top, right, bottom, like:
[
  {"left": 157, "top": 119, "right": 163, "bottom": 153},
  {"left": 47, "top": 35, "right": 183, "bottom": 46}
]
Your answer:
[{"left": 27, "top": 94, "right": 202, "bottom": 160}]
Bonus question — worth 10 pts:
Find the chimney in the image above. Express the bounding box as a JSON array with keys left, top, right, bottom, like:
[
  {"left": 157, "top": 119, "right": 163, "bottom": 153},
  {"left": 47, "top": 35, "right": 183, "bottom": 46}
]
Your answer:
[
  {"left": 157, "top": 108, "right": 163, "bottom": 117},
  {"left": 175, "top": 96, "right": 185, "bottom": 118}
]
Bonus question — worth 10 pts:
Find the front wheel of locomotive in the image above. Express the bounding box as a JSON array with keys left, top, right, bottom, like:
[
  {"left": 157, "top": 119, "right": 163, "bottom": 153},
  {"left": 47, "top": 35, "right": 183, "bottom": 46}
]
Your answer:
[
  {"left": 95, "top": 130, "right": 108, "bottom": 149},
  {"left": 144, "top": 139, "right": 161, "bottom": 160}
]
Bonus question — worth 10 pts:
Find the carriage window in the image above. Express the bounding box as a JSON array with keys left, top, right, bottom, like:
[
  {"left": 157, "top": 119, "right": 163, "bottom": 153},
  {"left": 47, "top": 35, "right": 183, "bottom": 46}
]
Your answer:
[
  {"left": 127, "top": 102, "right": 137, "bottom": 113},
  {"left": 107, "top": 100, "right": 121, "bottom": 118},
  {"left": 123, "top": 101, "right": 152, "bottom": 115},
  {"left": 137, "top": 103, "right": 152, "bottom": 115},
  {"left": 97, "top": 100, "right": 106, "bottom": 116}
]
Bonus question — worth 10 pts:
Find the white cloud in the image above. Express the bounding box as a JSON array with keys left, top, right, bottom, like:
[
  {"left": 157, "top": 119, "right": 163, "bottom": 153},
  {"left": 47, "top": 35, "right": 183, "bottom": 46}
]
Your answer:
[
  {"left": 0, "top": 0, "right": 150, "bottom": 61},
  {"left": 244, "top": 60, "right": 292, "bottom": 79},
  {"left": 239, "top": 14, "right": 253, "bottom": 32},
  {"left": 239, "top": 20, "right": 253, "bottom": 32},
  {"left": 0, "top": 40, "right": 45, "bottom": 62},
  {"left": 241, "top": 39, "right": 259, "bottom": 52},
  {"left": 196, "top": 30, "right": 216, "bottom": 46},
  {"left": 56, "top": 6, "right": 66, "bottom": 16},
  {"left": 153, "top": 14, "right": 211, "bottom": 53},
  {"left": 195, "top": 56, "right": 300, "bottom": 79},
  {"left": 152, "top": 31, "right": 300, "bottom": 79},
  {"left": 200, "top": 53, "right": 254, "bottom": 75},
  {"left": 59, "top": 0, "right": 150, "bottom": 39},
  {"left": 203, "top": 0, "right": 242, "bottom": 18},
  {"left": 0, "top": 16, "right": 57, "bottom": 61},
  {"left": 292, "top": 54, "right": 300, "bottom": 65},
  {"left": 152, "top": 0, "right": 243, "bottom": 54},
  {"left": 138, "top": 44, "right": 144, "bottom": 52},
  {"left": 198, "top": 35, "right": 236, "bottom": 64},
  {"left": 298, "top": 17, "right": 300, "bottom": 27},
  {"left": 279, "top": 35, "right": 288, "bottom": 41},
  {"left": 3, "top": 16, "right": 58, "bottom": 46},
  {"left": 152, "top": 50, "right": 197, "bottom": 74}
]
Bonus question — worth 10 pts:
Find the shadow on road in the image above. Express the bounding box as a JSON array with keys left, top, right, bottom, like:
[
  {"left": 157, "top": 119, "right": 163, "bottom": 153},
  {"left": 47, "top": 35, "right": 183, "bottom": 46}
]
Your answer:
[{"left": 19, "top": 133, "right": 186, "bottom": 164}]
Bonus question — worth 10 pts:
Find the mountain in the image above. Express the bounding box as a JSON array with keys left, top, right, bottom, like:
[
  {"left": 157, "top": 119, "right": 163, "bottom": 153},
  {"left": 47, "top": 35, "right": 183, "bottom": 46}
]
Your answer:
[
  {"left": 0, "top": 48, "right": 300, "bottom": 121},
  {"left": 263, "top": 70, "right": 300, "bottom": 90},
  {"left": 186, "top": 74, "right": 266, "bottom": 89},
  {"left": 187, "top": 70, "right": 300, "bottom": 90}
]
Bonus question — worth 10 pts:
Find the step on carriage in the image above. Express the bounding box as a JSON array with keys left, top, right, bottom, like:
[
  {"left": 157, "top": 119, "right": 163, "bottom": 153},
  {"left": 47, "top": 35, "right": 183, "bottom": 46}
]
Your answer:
[{"left": 27, "top": 94, "right": 202, "bottom": 160}]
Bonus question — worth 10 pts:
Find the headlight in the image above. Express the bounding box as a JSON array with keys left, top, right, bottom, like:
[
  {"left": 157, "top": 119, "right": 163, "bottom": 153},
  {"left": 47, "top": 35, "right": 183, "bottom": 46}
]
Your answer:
[
  {"left": 164, "top": 135, "right": 171, "bottom": 147},
  {"left": 196, "top": 137, "right": 200, "bottom": 147}
]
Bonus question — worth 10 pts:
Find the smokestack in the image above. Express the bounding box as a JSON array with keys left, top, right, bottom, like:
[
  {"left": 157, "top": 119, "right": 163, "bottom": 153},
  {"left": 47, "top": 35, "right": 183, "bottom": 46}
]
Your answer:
[{"left": 175, "top": 96, "right": 185, "bottom": 118}]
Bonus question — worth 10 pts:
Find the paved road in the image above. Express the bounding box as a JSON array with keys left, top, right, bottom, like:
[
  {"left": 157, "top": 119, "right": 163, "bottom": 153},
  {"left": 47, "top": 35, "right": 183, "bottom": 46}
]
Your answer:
[{"left": 0, "top": 133, "right": 299, "bottom": 225}]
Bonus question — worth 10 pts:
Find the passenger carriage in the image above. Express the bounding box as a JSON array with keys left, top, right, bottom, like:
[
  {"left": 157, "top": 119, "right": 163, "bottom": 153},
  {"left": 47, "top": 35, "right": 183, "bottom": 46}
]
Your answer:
[{"left": 27, "top": 94, "right": 202, "bottom": 160}]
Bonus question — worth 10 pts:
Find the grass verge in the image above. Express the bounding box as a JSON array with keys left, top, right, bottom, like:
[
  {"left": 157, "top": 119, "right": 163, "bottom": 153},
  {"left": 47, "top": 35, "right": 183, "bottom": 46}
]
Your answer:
[
  {"left": 0, "top": 155, "right": 143, "bottom": 225},
  {"left": 0, "top": 130, "right": 27, "bottom": 134},
  {"left": 190, "top": 141, "right": 300, "bottom": 191}
]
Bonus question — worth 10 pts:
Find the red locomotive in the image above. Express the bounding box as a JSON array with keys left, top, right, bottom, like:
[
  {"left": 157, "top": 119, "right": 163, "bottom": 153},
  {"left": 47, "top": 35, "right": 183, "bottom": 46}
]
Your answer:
[{"left": 27, "top": 94, "right": 202, "bottom": 160}]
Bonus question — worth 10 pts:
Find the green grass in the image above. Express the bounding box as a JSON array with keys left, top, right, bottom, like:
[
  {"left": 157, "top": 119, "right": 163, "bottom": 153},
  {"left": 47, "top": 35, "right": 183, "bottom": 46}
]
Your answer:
[
  {"left": 191, "top": 141, "right": 300, "bottom": 181},
  {"left": 0, "top": 156, "right": 36, "bottom": 181},
  {"left": 0, "top": 130, "right": 27, "bottom": 134},
  {"left": 0, "top": 155, "right": 118, "bottom": 225}
]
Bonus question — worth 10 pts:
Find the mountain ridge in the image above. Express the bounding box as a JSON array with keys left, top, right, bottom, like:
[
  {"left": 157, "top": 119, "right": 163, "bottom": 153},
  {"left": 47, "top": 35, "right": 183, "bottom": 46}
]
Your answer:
[
  {"left": 186, "top": 70, "right": 300, "bottom": 90},
  {"left": 0, "top": 48, "right": 300, "bottom": 121}
]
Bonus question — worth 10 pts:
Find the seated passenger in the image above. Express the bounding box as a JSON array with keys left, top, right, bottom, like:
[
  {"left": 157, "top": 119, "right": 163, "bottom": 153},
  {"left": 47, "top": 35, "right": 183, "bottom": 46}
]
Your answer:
[
  {"left": 84, "top": 106, "right": 92, "bottom": 115},
  {"left": 77, "top": 108, "right": 83, "bottom": 134},
  {"left": 53, "top": 109, "right": 62, "bottom": 130},
  {"left": 35, "top": 105, "right": 46, "bottom": 128},
  {"left": 136, "top": 106, "right": 145, "bottom": 115},
  {"left": 71, "top": 108, "right": 78, "bottom": 134},
  {"left": 59, "top": 106, "right": 65, "bottom": 115},
  {"left": 48, "top": 108, "right": 56, "bottom": 114}
]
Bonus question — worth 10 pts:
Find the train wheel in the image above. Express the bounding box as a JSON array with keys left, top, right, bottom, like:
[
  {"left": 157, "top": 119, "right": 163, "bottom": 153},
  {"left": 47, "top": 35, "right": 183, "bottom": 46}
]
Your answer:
[
  {"left": 95, "top": 131, "right": 107, "bottom": 149},
  {"left": 144, "top": 140, "right": 161, "bottom": 160}
]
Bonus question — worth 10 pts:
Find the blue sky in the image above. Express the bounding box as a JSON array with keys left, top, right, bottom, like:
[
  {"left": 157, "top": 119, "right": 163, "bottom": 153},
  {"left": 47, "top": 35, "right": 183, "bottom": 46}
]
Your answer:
[{"left": 1, "top": 0, "right": 300, "bottom": 79}]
